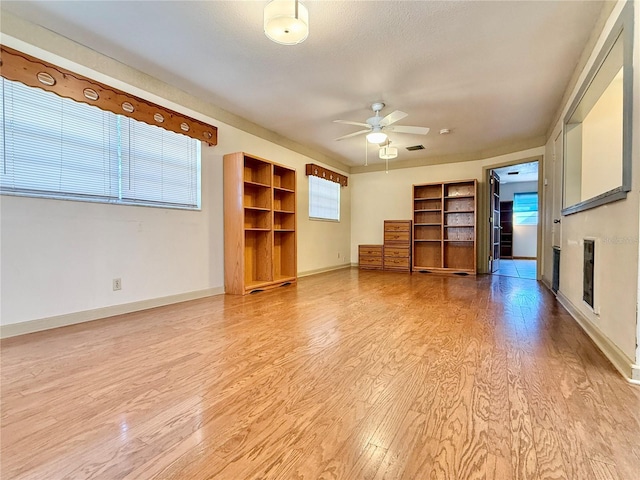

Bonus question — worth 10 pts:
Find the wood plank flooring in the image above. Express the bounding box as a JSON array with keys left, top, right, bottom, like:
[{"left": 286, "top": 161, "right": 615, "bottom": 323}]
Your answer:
[{"left": 2, "top": 268, "right": 639, "bottom": 479}]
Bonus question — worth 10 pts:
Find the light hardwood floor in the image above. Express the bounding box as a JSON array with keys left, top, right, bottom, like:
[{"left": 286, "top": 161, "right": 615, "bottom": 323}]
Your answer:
[
  {"left": 2, "top": 268, "right": 640, "bottom": 479},
  {"left": 493, "top": 259, "right": 537, "bottom": 280}
]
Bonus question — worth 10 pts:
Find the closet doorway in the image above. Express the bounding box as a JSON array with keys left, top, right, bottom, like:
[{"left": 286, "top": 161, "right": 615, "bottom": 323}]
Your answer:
[{"left": 488, "top": 161, "right": 539, "bottom": 280}]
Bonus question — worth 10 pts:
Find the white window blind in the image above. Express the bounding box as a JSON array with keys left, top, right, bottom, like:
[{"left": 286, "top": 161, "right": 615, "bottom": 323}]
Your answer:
[
  {"left": 309, "top": 175, "right": 340, "bottom": 221},
  {"left": 1, "top": 78, "right": 201, "bottom": 209}
]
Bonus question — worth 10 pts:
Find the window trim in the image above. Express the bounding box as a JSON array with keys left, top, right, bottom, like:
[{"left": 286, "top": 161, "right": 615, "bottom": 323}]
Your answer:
[
  {"left": 0, "top": 45, "right": 217, "bottom": 145},
  {"left": 305, "top": 163, "right": 348, "bottom": 186}
]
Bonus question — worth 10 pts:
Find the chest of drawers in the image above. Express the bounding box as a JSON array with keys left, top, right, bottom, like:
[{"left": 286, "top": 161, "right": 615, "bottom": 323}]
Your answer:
[
  {"left": 358, "top": 244, "right": 383, "bottom": 270},
  {"left": 383, "top": 220, "right": 412, "bottom": 272}
]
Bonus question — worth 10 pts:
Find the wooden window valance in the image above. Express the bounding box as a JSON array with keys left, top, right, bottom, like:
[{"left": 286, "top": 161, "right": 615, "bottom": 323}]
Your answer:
[
  {"left": 305, "top": 163, "right": 348, "bottom": 186},
  {"left": 0, "top": 45, "right": 218, "bottom": 146}
]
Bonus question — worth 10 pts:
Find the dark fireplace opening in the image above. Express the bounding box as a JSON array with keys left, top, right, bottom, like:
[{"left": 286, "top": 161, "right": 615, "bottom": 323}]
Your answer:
[{"left": 583, "top": 239, "right": 595, "bottom": 308}]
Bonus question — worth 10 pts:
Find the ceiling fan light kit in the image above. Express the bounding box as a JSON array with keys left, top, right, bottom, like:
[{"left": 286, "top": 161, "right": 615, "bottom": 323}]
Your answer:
[
  {"left": 366, "top": 129, "right": 387, "bottom": 144},
  {"left": 379, "top": 145, "right": 398, "bottom": 160},
  {"left": 264, "top": 0, "right": 309, "bottom": 45},
  {"left": 334, "top": 102, "right": 430, "bottom": 162}
]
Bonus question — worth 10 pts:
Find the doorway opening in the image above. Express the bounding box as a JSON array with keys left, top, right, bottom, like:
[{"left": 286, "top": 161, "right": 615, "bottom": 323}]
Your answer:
[{"left": 488, "top": 160, "right": 539, "bottom": 279}]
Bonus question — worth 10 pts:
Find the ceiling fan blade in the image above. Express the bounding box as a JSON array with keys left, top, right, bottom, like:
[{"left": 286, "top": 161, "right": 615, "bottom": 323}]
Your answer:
[
  {"left": 334, "top": 129, "right": 370, "bottom": 141},
  {"left": 380, "top": 110, "right": 408, "bottom": 127},
  {"left": 386, "top": 125, "right": 430, "bottom": 135},
  {"left": 334, "top": 120, "right": 369, "bottom": 127}
]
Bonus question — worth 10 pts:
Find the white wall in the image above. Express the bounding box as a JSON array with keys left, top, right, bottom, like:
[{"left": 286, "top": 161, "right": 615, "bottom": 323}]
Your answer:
[
  {"left": 0, "top": 22, "right": 351, "bottom": 329},
  {"left": 564, "top": 124, "right": 583, "bottom": 207},
  {"left": 542, "top": 0, "right": 639, "bottom": 368},
  {"left": 581, "top": 70, "right": 624, "bottom": 201},
  {"left": 500, "top": 181, "right": 538, "bottom": 202},
  {"left": 512, "top": 226, "right": 537, "bottom": 258},
  {"left": 350, "top": 148, "right": 545, "bottom": 272},
  {"left": 501, "top": 181, "right": 538, "bottom": 258}
]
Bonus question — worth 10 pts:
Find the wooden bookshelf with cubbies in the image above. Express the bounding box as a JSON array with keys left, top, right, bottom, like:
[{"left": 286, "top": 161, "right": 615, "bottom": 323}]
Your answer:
[
  {"left": 412, "top": 180, "right": 477, "bottom": 274},
  {"left": 224, "top": 152, "right": 297, "bottom": 294}
]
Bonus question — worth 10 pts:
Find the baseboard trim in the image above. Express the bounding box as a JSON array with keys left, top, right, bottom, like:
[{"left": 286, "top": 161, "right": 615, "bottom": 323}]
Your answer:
[
  {"left": 513, "top": 256, "right": 537, "bottom": 260},
  {"left": 298, "top": 263, "right": 352, "bottom": 278},
  {"left": 0, "top": 287, "right": 224, "bottom": 339},
  {"left": 556, "top": 291, "right": 639, "bottom": 385},
  {"left": 1, "top": 264, "right": 355, "bottom": 339}
]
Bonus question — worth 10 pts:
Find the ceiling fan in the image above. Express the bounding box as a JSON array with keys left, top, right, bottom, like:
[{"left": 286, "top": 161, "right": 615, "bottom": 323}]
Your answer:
[{"left": 334, "top": 102, "right": 429, "bottom": 143}]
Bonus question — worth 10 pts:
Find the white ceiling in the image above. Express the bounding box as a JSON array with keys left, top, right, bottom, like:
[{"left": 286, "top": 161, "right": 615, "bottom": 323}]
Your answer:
[
  {"left": 493, "top": 161, "right": 539, "bottom": 184},
  {"left": 2, "top": 1, "right": 608, "bottom": 169}
]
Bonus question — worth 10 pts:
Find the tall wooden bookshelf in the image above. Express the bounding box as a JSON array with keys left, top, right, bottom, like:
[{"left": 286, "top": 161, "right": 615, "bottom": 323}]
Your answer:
[
  {"left": 224, "top": 152, "right": 296, "bottom": 294},
  {"left": 412, "top": 179, "right": 477, "bottom": 275},
  {"left": 500, "top": 200, "right": 513, "bottom": 258}
]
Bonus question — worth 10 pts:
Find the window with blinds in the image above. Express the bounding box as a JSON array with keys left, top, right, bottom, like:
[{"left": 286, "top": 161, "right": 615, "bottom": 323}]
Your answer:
[
  {"left": 309, "top": 175, "right": 340, "bottom": 221},
  {"left": 0, "top": 78, "right": 201, "bottom": 209},
  {"left": 513, "top": 192, "right": 538, "bottom": 225}
]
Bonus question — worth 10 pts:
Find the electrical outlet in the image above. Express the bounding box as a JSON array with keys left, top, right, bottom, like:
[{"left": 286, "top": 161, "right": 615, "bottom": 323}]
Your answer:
[
  {"left": 337, "top": 252, "right": 341, "bottom": 259},
  {"left": 113, "top": 278, "right": 122, "bottom": 291}
]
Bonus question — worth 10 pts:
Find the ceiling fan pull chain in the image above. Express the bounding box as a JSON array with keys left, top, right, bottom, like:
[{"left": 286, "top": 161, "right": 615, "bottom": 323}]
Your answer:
[
  {"left": 385, "top": 139, "right": 389, "bottom": 173},
  {"left": 364, "top": 135, "right": 368, "bottom": 166},
  {"left": 333, "top": 102, "right": 429, "bottom": 161}
]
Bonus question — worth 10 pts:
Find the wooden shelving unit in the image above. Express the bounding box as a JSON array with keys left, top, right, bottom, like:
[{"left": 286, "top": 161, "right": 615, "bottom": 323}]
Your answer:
[
  {"left": 224, "top": 152, "right": 296, "bottom": 294},
  {"left": 500, "top": 200, "right": 513, "bottom": 259},
  {"left": 412, "top": 180, "right": 477, "bottom": 274}
]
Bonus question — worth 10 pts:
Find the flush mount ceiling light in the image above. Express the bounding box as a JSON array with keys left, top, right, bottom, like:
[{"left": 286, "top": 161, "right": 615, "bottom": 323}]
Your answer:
[
  {"left": 264, "top": 0, "right": 309, "bottom": 45},
  {"left": 379, "top": 143, "right": 398, "bottom": 160}
]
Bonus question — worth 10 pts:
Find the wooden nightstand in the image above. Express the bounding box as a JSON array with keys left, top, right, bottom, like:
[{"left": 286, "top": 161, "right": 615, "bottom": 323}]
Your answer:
[{"left": 358, "top": 244, "right": 383, "bottom": 270}]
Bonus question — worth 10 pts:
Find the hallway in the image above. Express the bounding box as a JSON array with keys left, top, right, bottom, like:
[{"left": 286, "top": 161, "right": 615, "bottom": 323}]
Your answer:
[{"left": 493, "top": 259, "right": 537, "bottom": 279}]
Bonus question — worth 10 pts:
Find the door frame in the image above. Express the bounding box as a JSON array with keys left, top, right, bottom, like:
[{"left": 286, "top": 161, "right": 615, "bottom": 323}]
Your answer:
[
  {"left": 489, "top": 170, "right": 501, "bottom": 273},
  {"left": 481, "top": 155, "right": 543, "bottom": 279}
]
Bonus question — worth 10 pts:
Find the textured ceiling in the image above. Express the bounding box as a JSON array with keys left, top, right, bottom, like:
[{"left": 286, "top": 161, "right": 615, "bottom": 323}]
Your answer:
[
  {"left": 494, "top": 161, "right": 539, "bottom": 184},
  {"left": 1, "top": 1, "right": 607, "bottom": 169}
]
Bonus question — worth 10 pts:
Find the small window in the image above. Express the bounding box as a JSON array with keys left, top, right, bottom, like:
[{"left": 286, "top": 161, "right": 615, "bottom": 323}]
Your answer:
[
  {"left": 1, "top": 78, "right": 201, "bottom": 210},
  {"left": 513, "top": 192, "right": 538, "bottom": 226},
  {"left": 309, "top": 175, "right": 340, "bottom": 221}
]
